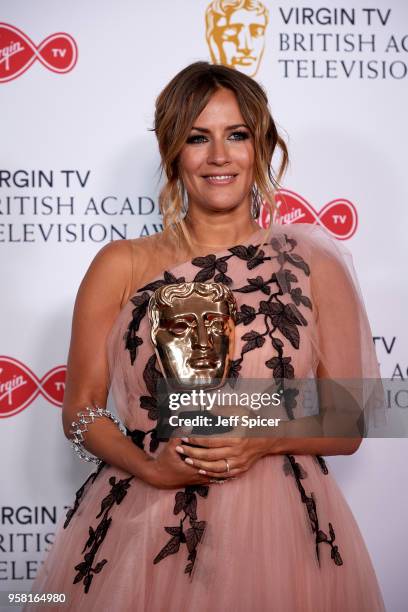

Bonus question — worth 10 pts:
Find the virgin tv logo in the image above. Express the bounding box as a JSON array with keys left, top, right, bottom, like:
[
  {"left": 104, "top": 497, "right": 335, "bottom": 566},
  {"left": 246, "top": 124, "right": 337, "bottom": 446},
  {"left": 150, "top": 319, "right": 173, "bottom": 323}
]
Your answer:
[
  {"left": 0, "top": 23, "right": 77, "bottom": 83},
  {"left": 260, "top": 189, "right": 358, "bottom": 239},
  {"left": 0, "top": 356, "right": 66, "bottom": 418}
]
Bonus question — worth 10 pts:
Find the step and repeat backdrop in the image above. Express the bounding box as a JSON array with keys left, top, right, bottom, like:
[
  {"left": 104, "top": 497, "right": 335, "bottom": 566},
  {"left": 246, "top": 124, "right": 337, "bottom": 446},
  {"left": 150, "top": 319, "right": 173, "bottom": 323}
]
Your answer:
[{"left": 1, "top": 1, "right": 407, "bottom": 610}]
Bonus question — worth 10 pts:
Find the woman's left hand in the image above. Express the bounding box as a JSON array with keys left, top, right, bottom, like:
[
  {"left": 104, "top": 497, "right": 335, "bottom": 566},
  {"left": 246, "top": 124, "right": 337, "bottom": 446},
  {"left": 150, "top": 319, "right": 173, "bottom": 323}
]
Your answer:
[{"left": 175, "top": 436, "right": 272, "bottom": 480}]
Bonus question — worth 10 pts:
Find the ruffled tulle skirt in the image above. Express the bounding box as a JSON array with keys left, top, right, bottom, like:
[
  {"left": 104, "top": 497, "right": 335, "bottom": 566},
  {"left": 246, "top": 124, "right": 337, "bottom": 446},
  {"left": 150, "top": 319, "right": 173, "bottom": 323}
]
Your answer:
[{"left": 24, "top": 452, "right": 385, "bottom": 612}]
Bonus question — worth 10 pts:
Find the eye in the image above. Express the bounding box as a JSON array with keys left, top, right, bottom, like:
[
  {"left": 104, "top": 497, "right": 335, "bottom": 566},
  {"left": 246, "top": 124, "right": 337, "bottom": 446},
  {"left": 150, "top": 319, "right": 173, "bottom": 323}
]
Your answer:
[
  {"left": 163, "top": 319, "right": 192, "bottom": 336},
  {"left": 172, "top": 322, "right": 189, "bottom": 334},
  {"left": 208, "top": 318, "right": 226, "bottom": 334},
  {"left": 250, "top": 25, "right": 265, "bottom": 38},
  {"left": 221, "top": 26, "right": 240, "bottom": 40},
  {"left": 186, "top": 134, "right": 208, "bottom": 145},
  {"left": 228, "top": 131, "right": 250, "bottom": 141}
]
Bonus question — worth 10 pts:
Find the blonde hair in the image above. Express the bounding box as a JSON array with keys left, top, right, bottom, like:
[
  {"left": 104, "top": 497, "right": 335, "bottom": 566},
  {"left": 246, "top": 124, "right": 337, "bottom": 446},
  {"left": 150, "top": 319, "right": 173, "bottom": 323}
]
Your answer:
[{"left": 153, "top": 61, "right": 288, "bottom": 252}]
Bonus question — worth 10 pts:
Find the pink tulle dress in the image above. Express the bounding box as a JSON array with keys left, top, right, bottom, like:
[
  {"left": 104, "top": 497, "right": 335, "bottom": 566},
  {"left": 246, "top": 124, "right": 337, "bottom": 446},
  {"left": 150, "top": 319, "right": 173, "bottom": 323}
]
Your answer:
[{"left": 25, "top": 223, "right": 386, "bottom": 612}]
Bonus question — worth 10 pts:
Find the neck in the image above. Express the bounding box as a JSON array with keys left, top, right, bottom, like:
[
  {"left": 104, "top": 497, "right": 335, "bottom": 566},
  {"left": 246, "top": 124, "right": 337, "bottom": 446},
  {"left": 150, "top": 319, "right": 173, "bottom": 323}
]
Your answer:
[{"left": 181, "top": 212, "right": 260, "bottom": 248}]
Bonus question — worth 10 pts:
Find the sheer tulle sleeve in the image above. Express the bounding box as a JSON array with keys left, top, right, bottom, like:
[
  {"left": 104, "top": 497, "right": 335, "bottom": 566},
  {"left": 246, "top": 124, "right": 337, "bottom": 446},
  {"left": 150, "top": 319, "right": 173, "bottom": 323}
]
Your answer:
[{"left": 305, "top": 224, "right": 386, "bottom": 432}]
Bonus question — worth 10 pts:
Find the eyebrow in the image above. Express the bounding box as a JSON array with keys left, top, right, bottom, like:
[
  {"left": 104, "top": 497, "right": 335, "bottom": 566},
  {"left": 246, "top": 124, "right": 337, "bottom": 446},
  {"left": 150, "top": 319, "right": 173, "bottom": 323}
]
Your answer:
[{"left": 190, "top": 124, "right": 249, "bottom": 132}]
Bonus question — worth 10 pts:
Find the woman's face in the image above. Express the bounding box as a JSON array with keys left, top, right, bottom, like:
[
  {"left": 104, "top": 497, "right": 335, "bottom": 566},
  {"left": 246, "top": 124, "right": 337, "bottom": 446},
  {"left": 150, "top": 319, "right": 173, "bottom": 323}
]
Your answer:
[{"left": 179, "top": 88, "right": 254, "bottom": 215}]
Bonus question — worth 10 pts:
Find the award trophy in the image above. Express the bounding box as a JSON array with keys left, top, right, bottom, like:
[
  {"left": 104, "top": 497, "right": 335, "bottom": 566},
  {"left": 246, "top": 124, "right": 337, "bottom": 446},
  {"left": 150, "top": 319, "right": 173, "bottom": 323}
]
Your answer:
[{"left": 147, "top": 281, "right": 237, "bottom": 440}]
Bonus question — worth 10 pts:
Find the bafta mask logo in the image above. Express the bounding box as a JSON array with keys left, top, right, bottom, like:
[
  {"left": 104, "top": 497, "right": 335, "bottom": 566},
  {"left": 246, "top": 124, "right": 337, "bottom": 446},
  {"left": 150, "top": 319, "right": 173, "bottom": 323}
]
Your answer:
[
  {"left": 205, "top": 0, "right": 269, "bottom": 77},
  {"left": 148, "top": 282, "right": 237, "bottom": 391}
]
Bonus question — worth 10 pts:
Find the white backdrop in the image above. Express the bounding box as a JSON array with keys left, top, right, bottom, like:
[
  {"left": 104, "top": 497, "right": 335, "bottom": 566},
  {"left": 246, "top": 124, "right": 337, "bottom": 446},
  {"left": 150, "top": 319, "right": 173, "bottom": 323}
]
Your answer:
[{"left": 0, "top": 1, "right": 407, "bottom": 611}]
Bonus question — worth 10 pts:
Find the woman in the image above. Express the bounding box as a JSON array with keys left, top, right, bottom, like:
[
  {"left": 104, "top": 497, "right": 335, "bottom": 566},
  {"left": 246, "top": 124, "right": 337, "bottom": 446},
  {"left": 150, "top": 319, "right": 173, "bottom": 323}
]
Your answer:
[{"left": 26, "top": 62, "right": 386, "bottom": 611}]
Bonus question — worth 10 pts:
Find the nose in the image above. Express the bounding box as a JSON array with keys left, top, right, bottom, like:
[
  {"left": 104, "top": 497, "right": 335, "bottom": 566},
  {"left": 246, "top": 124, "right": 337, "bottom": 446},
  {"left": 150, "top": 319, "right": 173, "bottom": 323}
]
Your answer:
[
  {"left": 237, "top": 26, "right": 253, "bottom": 54},
  {"left": 207, "top": 136, "right": 230, "bottom": 166},
  {"left": 192, "top": 321, "right": 212, "bottom": 350}
]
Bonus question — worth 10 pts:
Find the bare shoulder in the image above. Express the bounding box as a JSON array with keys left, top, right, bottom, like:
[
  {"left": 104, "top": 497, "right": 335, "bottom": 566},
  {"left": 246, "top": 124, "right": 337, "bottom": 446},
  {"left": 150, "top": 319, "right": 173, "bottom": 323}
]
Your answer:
[
  {"left": 90, "top": 234, "right": 165, "bottom": 269},
  {"left": 73, "top": 240, "right": 131, "bottom": 310},
  {"left": 88, "top": 238, "right": 133, "bottom": 279},
  {"left": 129, "top": 230, "right": 179, "bottom": 269},
  {"left": 128, "top": 229, "right": 174, "bottom": 257},
  {"left": 69, "top": 234, "right": 175, "bottom": 325},
  {"left": 125, "top": 231, "right": 177, "bottom": 300}
]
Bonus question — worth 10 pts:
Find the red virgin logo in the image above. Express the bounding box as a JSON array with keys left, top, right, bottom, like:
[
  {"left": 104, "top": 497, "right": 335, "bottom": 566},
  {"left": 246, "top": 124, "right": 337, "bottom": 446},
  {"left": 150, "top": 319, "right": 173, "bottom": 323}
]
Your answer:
[
  {"left": 0, "top": 357, "right": 66, "bottom": 418},
  {"left": 0, "top": 23, "right": 77, "bottom": 83},
  {"left": 260, "top": 189, "right": 358, "bottom": 240}
]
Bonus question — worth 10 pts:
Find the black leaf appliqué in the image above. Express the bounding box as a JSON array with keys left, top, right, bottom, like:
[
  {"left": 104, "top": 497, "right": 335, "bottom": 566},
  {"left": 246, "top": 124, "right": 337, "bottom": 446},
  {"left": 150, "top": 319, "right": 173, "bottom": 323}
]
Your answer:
[
  {"left": 72, "top": 474, "right": 134, "bottom": 593},
  {"left": 124, "top": 291, "right": 150, "bottom": 365},
  {"left": 235, "top": 275, "right": 271, "bottom": 295},
  {"left": 228, "top": 244, "right": 266, "bottom": 269},
  {"left": 192, "top": 254, "right": 233, "bottom": 285},
  {"left": 235, "top": 304, "right": 257, "bottom": 326},
  {"left": 64, "top": 462, "right": 106, "bottom": 529},
  {"left": 241, "top": 330, "right": 266, "bottom": 354},
  {"left": 154, "top": 484, "right": 208, "bottom": 576},
  {"left": 139, "top": 270, "right": 186, "bottom": 292},
  {"left": 285, "top": 455, "right": 343, "bottom": 567}
]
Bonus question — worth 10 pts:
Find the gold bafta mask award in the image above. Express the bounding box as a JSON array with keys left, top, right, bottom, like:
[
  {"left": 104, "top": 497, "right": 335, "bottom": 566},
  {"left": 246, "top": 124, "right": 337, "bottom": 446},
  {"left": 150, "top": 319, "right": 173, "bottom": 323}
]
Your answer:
[
  {"left": 148, "top": 282, "right": 237, "bottom": 392},
  {"left": 205, "top": 0, "right": 269, "bottom": 77}
]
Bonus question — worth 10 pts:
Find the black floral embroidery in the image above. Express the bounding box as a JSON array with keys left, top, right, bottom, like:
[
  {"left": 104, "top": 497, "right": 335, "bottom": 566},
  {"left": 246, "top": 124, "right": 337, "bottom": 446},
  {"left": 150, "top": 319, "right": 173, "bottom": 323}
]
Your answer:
[
  {"left": 95, "top": 475, "right": 133, "bottom": 518},
  {"left": 125, "top": 423, "right": 171, "bottom": 460},
  {"left": 153, "top": 485, "right": 208, "bottom": 576},
  {"left": 125, "top": 426, "right": 147, "bottom": 451},
  {"left": 291, "top": 286, "right": 313, "bottom": 309},
  {"left": 252, "top": 236, "right": 342, "bottom": 566},
  {"left": 228, "top": 358, "right": 242, "bottom": 388},
  {"left": 235, "top": 275, "right": 272, "bottom": 295},
  {"left": 242, "top": 329, "right": 266, "bottom": 354},
  {"left": 64, "top": 461, "right": 106, "bottom": 529},
  {"left": 229, "top": 243, "right": 268, "bottom": 269},
  {"left": 228, "top": 235, "right": 309, "bottom": 420},
  {"left": 139, "top": 354, "right": 177, "bottom": 452},
  {"left": 124, "top": 291, "right": 150, "bottom": 366},
  {"left": 140, "top": 354, "right": 163, "bottom": 419},
  {"left": 184, "top": 237, "right": 307, "bottom": 424},
  {"left": 285, "top": 455, "right": 343, "bottom": 567},
  {"left": 139, "top": 270, "right": 186, "bottom": 293},
  {"left": 235, "top": 303, "right": 257, "bottom": 325},
  {"left": 233, "top": 236, "right": 343, "bottom": 569},
  {"left": 315, "top": 455, "right": 329, "bottom": 475},
  {"left": 192, "top": 254, "right": 232, "bottom": 285},
  {"left": 191, "top": 242, "right": 268, "bottom": 286},
  {"left": 73, "top": 474, "right": 134, "bottom": 593},
  {"left": 283, "top": 454, "right": 307, "bottom": 479}
]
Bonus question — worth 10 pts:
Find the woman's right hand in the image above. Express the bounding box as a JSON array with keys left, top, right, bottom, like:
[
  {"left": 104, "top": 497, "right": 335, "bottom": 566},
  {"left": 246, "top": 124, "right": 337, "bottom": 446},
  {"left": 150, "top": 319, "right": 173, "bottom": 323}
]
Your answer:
[{"left": 142, "top": 437, "right": 212, "bottom": 489}]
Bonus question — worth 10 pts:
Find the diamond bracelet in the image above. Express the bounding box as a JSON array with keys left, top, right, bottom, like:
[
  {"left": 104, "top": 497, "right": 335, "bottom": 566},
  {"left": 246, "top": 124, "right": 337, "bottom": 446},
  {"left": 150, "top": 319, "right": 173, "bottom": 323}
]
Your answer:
[{"left": 69, "top": 405, "right": 126, "bottom": 465}]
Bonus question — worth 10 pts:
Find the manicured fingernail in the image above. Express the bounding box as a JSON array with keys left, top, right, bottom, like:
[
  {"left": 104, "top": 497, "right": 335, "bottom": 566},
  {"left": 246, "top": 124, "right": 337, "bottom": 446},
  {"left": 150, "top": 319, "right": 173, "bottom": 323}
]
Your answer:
[
  {"left": 184, "top": 457, "right": 194, "bottom": 465},
  {"left": 181, "top": 437, "right": 189, "bottom": 442},
  {"left": 175, "top": 445, "right": 184, "bottom": 454},
  {"left": 198, "top": 469, "right": 207, "bottom": 475}
]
